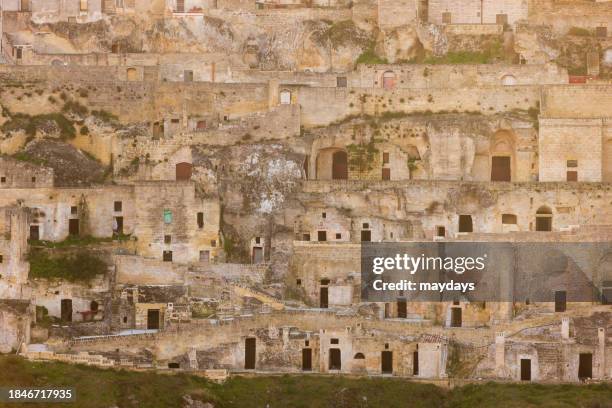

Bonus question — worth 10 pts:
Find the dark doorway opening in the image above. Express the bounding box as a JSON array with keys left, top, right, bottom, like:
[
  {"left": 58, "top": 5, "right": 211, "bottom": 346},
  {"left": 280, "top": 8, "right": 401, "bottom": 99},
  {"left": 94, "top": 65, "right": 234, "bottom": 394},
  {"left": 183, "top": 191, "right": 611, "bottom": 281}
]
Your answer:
[
  {"left": 413, "top": 351, "right": 419, "bottom": 375},
  {"left": 168, "top": 362, "right": 180, "bottom": 369},
  {"left": 332, "top": 151, "right": 348, "bottom": 180},
  {"left": 318, "top": 231, "right": 327, "bottom": 242},
  {"left": 329, "top": 348, "right": 341, "bottom": 370},
  {"left": 68, "top": 219, "right": 80, "bottom": 236},
  {"left": 60, "top": 299, "right": 72, "bottom": 322},
  {"left": 29, "top": 225, "right": 39, "bottom": 241},
  {"left": 252, "top": 247, "right": 263, "bottom": 264},
  {"left": 491, "top": 156, "right": 511, "bottom": 181},
  {"left": 555, "top": 291, "right": 566, "bottom": 312},
  {"left": 382, "top": 168, "right": 391, "bottom": 180},
  {"left": 302, "top": 348, "right": 312, "bottom": 371},
  {"left": 578, "top": 353, "right": 592, "bottom": 379},
  {"left": 397, "top": 299, "right": 407, "bottom": 318},
  {"left": 147, "top": 309, "right": 160, "bottom": 330},
  {"left": 458, "top": 215, "right": 473, "bottom": 233},
  {"left": 114, "top": 216, "right": 123, "bottom": 235},
  {"left": 245, "top": 338, "right": 256, "bottom": 370},
  {"left": 361, "top": 230, "right": 371, "bottom": 242},
  {"left": 381, "top": 351, "right": 393, "bottom": 374},
  {"left": 176, "top": 162, "right": 193, "bottom": 181},
  {"left": 451, "top": 307, "right": 462, "bottom": 327},
  {"left": 320, "top": 287, "right": 329, "bottom": 309},
  {"left": 520, "top": 359, "right": 531, "bottom": 381}
]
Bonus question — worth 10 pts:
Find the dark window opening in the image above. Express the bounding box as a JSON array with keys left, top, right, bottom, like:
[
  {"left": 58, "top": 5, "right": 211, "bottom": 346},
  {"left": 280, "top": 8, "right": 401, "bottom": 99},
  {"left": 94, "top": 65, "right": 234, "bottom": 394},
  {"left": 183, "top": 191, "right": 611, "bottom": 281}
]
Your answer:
[
  {"left": 502, "top": 214, "right": 517, "bottom": 224},
  {"left": 163, "top": 250, "right": 173, "bottom": 262},
  {"left": 164, "top": 235, "right": 172, "bottom": 244},
  {"left": 337, "top": 77, "right": 347, "bottom": 87},
  {"left": 114, "top": 201, "right": 122, "bottom": 212},
  {"left": 318, "top": 231, "right": 327, "bottom": 242},
  {"left": 567, "top": 171, "right": 578, "bottom": 182},
  {"left": 70, "top": 206, "right": 78, "bottom": 215},
  {"left": 69, "top": 219, "right": 80, "bottom": 236},
  {"left": 413, "top": 351, "right": 419, "bottom": 375},
  {"left": 330, "top": 338, "right": 339, "bottom": 344},
  {"left": 361, "top": 230, "right": 372, "bottom": 242},
  {"left": 491, "top": 156, "right": 511, "bottom": 181},
  {"left": 382, "top": 168, "right": 391, "bottom": 180},
  {"left": 335, "top": 233, "right": 341, "bottom": 239},
  {"left": 197, "top": 212, "right": 204, "bottom": 228},
  {"left": 382, "top": 152, "right": 390, "bottom": 164},
  {"left": 436, "top": 226, "right": 445, "bottom": 237},
  {"left": 168, "top": 362, "right": 180, "bottom": 369}
]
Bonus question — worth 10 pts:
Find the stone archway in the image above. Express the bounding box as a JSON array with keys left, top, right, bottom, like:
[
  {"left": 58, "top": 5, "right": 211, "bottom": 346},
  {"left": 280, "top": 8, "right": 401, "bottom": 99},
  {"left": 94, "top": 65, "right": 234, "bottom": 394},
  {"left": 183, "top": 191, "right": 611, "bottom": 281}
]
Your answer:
[
  {"left": 316, "top": 148, "right": 348, "bottom": 180},
  {"left": 490, "top": 130, "right": 516, "bottom": 182},
  {"left": 382, "top": 71, "right": 396, "bottom": 90},
  {"left": 501, "top": 74, "right": 517, "bottom": 86},
  {"left": 535, "top": 206, "right": 552, "bottom": 232}
]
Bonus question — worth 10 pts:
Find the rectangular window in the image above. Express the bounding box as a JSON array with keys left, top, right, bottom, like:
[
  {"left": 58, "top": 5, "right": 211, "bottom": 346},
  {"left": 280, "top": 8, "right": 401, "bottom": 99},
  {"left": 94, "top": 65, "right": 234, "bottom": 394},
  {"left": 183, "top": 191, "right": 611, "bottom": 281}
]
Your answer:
[
  {"left": 335, "top": 233, "right": 341, "bottom": 239},
  {"left": 114, "top": 201, "right": 122, "bottom": 212},
  {"left": 502, "top": 214, "right": 517, "bottom": 224},
  {"left": 382, "top": 152, "right": 390, "bottom": 164},
  {"left": 442, "top": 12, "right": 451, "bottom": 24},
  {"left": 302, "top": 233, "right": 310, "bottom": 241},
  {"left": 436, "top": 226, "right": 445, "bottom": 237},
  {"left": 16, "top": 48, "right": 23, "bottom": 59},
  {"left": 163, "top": 209, "right": 172, "bottom": 224},
  {"left": 197, "top": 212, "right": 204, "bottom": 228},
  {"left": 1, "top": 176, "right": 6, "bottom": 183},
  {"left": 567, "top": 171, "right": 578, "bottom": 182},
  {"left": 211, "top": 240, "right": 217, "bottom": 247},
  {"left": 496, "top": 13, "right": 508, "bottom": 25},
  {"left": 567, "top": 160, "right": 578, "bottom": 168},
  {"left": 80, "top": 0, "right": 88, "bottom": 11},
  {"left": 336, "top": 77, "right": 347, "bottom": 87},
  {"left": 164, "top": 235, "right": 171, "bottom": 244},
  {"left": 318, "top": 231, "right": 327, "bottom": 242},
  {"left": 70, "top": 206, "right": 78, "bottom": 215},
  {"left": 163, "top": 250, "right": 173, "bottom": 262}
]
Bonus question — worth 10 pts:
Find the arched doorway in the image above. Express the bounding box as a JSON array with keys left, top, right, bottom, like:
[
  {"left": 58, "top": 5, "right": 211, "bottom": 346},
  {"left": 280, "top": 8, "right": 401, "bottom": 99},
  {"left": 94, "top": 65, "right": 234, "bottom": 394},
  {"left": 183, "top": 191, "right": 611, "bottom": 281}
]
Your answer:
[
  {"left": 332, "top": 151, "right": 348, "bottom": 180},
  {"left": 490, "top": 130, "right": 515, "bottom": 182},
  {"left": 175, "top": 162, "right": 192, "bottom": 181},
  {"left": 501, "top": 74, "right": 517, "bottom": 86},
  {"left": 315, "top": 148, "right": 348, "bottom": 180},
  {"left": 535, "top": 206, "right": 552, "bottom": 231},
  {"left": 382, "top": 71, "right": 396, "bottom": 90}
]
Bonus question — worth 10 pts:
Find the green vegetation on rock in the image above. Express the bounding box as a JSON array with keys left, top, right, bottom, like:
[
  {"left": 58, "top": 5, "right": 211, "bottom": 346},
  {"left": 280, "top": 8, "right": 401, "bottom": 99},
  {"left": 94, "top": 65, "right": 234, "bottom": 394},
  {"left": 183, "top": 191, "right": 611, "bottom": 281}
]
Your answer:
[{"left": 28, "top": 249, "right": 107, "bottom": 282}]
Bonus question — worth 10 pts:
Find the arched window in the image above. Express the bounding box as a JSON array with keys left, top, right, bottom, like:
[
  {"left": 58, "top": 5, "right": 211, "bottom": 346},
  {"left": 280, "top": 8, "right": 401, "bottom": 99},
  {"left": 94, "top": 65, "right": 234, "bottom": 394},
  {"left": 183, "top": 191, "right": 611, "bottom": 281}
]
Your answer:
[
  {"left": 353, "top": 353, "right": 365, "bottom": 359},
  {"left": 126, "top": 68, "right": 138, "bottom": 81},
  {"left": 382, "top": 71, "right": 396, "bottom": 90},
  {"left": 535, "top": 206, "right": 552, "bottom": 232},
  {"left": 280, "top": 90, "right": 291, "bottom": 105},
  {"left": 501, "top": 74, "right": 517, "bottom": 86}
]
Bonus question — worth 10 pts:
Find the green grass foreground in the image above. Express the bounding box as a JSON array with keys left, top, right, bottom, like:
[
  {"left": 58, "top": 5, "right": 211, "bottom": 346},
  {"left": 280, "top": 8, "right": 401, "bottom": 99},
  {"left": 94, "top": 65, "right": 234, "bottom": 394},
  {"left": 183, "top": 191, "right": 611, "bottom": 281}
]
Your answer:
[{"left": 0, "top": 356, "right": 610, "bottom": 408}]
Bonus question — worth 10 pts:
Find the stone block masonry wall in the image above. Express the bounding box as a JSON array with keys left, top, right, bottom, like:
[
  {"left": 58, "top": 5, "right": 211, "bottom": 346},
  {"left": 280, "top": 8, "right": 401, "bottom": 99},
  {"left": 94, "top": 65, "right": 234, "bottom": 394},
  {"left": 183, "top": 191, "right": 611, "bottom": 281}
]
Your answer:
[
  {"left": 539, "top": 118, "right": 604, "bottom": 182},
  {"left": 428, "top": 0, "right": 528, "bottom": 25},
  {"left": 298, "top": 86, "right": 541, "bottom": 127},
  {"left": 378, "top": 0, "right": 417, "bottom": 30},
  {"left": 541, "top": 86, "right": 612, "bottom": 119}
]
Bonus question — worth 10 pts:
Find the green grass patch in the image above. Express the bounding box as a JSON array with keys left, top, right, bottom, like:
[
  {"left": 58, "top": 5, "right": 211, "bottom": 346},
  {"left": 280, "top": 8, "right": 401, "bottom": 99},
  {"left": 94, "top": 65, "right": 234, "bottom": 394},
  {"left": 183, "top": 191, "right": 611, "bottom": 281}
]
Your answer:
[
  {"left": 27, "top": 249, "right": 107, "bottom": 282},
  {"left": 1, "top": 111, "right": 76, "bottom": 140},
  {"left": 1, "top": 356, "right": 612, "bottom": 408},
  {"left": 356, "top": 48, "right": 389, "bottom": 65}
]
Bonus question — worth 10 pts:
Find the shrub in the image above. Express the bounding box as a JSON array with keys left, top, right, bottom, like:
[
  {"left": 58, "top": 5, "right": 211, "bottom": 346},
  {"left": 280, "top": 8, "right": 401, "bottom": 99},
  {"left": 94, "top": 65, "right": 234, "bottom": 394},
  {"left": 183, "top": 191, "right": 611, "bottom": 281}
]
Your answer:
[{"left": 28, "top": 250, "right": 107, "bottom": 282}]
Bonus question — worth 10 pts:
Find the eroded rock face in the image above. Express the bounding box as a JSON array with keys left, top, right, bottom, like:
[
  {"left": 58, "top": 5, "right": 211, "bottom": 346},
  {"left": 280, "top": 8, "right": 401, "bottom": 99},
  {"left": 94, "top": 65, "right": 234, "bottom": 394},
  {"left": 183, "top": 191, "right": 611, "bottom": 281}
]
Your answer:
[
  {"left": 381, "top": 25, "right": 423, "bottom": 63},
  {"left": 21, "top": 139, "right": 106, "bottom": 187}
]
